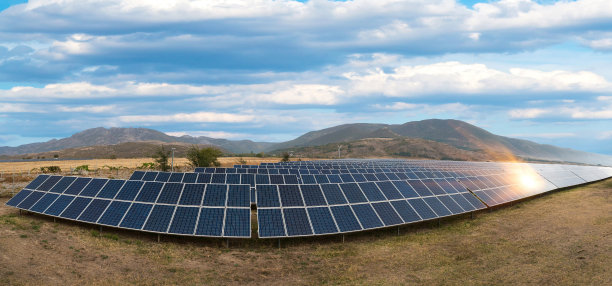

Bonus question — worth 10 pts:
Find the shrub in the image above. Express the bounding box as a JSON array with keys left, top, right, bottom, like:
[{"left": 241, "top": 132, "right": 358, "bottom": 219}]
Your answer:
[
  {"left": 152, "top": 145, "right": 171, "bottom": 171},
  {"left": 40, "top": 166, "right": 61, "bottom": 173},
  {"left": 186, "top": 146, "right": 223, "bottom": 167},
  {"left": 281, "top": 152, "right": 290, "bottom": 162}
]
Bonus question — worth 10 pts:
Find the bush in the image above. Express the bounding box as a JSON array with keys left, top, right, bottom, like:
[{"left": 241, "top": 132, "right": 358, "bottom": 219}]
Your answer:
[
  {"left": 138, "top": 162, "right": 155, "bottom": 169},
  {"left": 152, "top": 145, "right": 171, "bottom": 171},
  {"left": 186, "top": 146, "right": 223, "bottom": 167},
  {"left": 40, "top": 166, "right": 61, "bottom": 173},
  {"left": 281, "top": 152, "right": 290, "bottom": 162}
]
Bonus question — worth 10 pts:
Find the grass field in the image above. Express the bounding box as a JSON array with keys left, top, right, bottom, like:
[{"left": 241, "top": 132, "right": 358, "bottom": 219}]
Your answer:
[{"left": 0, "top": 177, "right": 610, "bottom": 285}]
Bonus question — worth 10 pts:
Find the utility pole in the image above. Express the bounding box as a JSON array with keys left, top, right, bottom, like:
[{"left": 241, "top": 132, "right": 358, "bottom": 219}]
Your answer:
[
  {"left": 171, "top": 147, "right": 176, "bottom": 172},
  {"left": 337, "top": 145, "right": 342, "bottom": 159}
]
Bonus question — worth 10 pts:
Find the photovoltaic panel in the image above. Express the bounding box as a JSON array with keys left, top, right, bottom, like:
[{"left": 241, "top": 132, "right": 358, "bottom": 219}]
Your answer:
[
  {"left": 80, "top": 178, "right": 108, "bottom": 197},
  {"left": 351, "top": 204, "right": 383, "bottom": 229},
  {"left": 257, "top": 208, "right": 286, "bottom": 237},
  {"left": 212, "top": 173, "right": 226, "bottom": 184},
  {"left": 372, "top": 202, "right": 403, "bottom": 226},
  {"left": 17, "top": 191, "right": 45, "bottom": 209},
  {"left": 129, "top": 171, "right": 145, "bottom": 180},
  {"left": 269, "top": 174, "right": 284, "bottom": 185},
  {"left": 37, "top": 176, "right": 62, "bottom": 192},
  {"left": 6, "top": 189, "right": 33, "bottom": 207},
  {"left": 49, "top": 177, "right": 76, "bottom": 193},
  {"left": 391, "top": 181, "right": 419, "bottom": 198},
  {"left": 421, "top": 179, "right": 446, "bottom": 196},
  {"left": 182, "top": 173, "right": 198, "bottom": 183},
  {"left": 437, "top": 195, "right": 464, "bottom": 214},
  {"left": 120, "top": 203, "right": 153, "bottom": 229},
  {"left": 376, "top": 181, "right": 403, "bottom": 200},
  {"left": 256, "top": 185, "right": 280, "bottom": 208},
  {"left": 197, "top": 173, "right": 211, "bottom": 184},
  {"left": 283, "top": 208, "right": 313, "bottom": 236},
  {"left": 63, "top": 177, "right": 92, "bottom": 195},
  {"left": 202, "top": 184, "right": 227, "bottom": 207},
  {"left": 142, "top": 172, "right": 158, "bottom": 181},
  {"left": 278, "top": 185, "right": 304, "bottom": 207},
  {"left": 256, "top": 174, "right": 270, "bottom": 185},
  {"left": 283, "top": 175, "right": 299, "bottom": 184},
  {"left": 320, "top": 184, "right": 347, "bottom": 205},
  {"left": 155, "top": 172, "right": 171, "bottom": 182},
  {"left": 300, "top": 185, "right": 327, "bottom": 206},
  {"left": 98, "top": 201, "right": 131, "bottom": 226},
  {"left": 407, "top": 180, "right": 434, "bottom": 197},
  {"left": 358, "top": 182, "right": 386, "bottom": 202},
  {"left": 423, "top": 197, "right": 452, "bottom": 217},
  {"left": 97, "top": 179, "right": 125, "bottom": 199},
  {"left": 30, "top": 193, "right": 60, "bottom": 213},
  {"left": 195, "top": 208, "right": 225, "bottom": 236},
  {"left": 407, "top": 199, "right": 437, "bottom": 220},
  {"left": 223, "top": 208, "right": 251, "bottom": 237},
  {"left": 24, "top": 175, "right": 50, "bottom": 190},
  {"left": 168, "top": 173, "right": 184, "bottom": 183},
  {"left": 157, "top": 182, "right": 184, "bottom": 204},
  {"left": 169, "top": 207, "right": 199, "bottom": 235},
  {"left": 339, "top": 183, "right": 368, "bottom": 203},
  {"left": 78, "top": 199, "right": 111, "bottom": 223},
  {"left": 143, "top": 205, "right": 175, "bottom": 233},
  {"left": 44, "top": 195, "right": 75, "bottom": 216},
  {"left": 179, "top": 183, "right": 204, "bottom": 205},
  {"left": 327, "top": 174, "right": 342, "bottom": 183},
  {"left": 60, "top": 197, "right": 92, "bottom": 219},
  {"left": 115, "top": 181, "right": 144, "bottom": 201},
  {"left": 227, "top": 185, "right": 250, "bottom": 207},
  {"left": 135, "top": 182, "right": 163, "bottom": 203},
  {"left": 307, "top": 207, "right": 338, "bottom": 235},
  {"left": 226, "top": 174, "right": 241, "bottom": 184},
  {"left": 390, "top": 200, "right": 421, "bottom": 223}
]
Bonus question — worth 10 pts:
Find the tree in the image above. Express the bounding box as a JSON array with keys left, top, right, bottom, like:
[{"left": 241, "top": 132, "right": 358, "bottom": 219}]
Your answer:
[
  {"left": 281, "top": 152, "right": 290, "bottom": 162},
  {"left": 152, "top": 145, "right": 171, "bottom": 171},
  {"left": 186, "top": 145, "right": 223, "bottom": 167}
]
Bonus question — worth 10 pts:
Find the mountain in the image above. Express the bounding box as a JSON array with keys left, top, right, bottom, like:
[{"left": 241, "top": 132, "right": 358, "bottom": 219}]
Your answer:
[
  {"left": 1, "top": 120, "right": 611, "bottom": 166},
  {"left": 267, "top": 119, "right": 612, "bottom": 166},
  {"left": 0, "top": 127, "right": 275, "bottom": 155}
]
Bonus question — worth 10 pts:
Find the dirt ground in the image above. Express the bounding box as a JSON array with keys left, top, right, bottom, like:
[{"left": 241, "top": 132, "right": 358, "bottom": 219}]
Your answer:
[{"left": 0, "top": 179, "right": 610, "bottom": 285}]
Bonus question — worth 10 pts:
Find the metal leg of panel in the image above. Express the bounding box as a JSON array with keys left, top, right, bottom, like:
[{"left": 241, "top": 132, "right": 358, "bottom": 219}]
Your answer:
[
  {"left": 157, "top": 234, "right": 160, "bottom": 243},
  {"left": 342, "top": 234, "right": 345, "bottom": 244},
  {"left": 226, "top": 239, "right": 230, "bottom": 248},
  {"left": 471, "top": 212, "right": 474, "bottom": 219},
  {"left": 278, "top": 239, "right": 281, "bottom": 249},
  {"left": 99, "top": 226, "right": 102, "bottom": 234},
  {"left": 437, "top": 219, "right": 441, "bottom": 227},
  {"left": 54, "top": 217, "right": 56, "bottom": 223},
  {"left": 397, "top": 226, "right": 400, "bottom": 236}
]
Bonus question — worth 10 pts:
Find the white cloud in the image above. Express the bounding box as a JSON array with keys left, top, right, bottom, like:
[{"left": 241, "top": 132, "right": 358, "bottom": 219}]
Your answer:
[
  {"left": 118, "top": 112, "right": 255, "bottom": 123},
  {"left": 597, "top": 131, "right": 612, "bottom": 140},
  {"left": 56, "top": 105, "right": 117, "bottom": 113},
  {"left": 373, "top": 102, "right": 421, "bottom": 110},
  {"left": 165, "top": 131, "right": 249, "bottom": 139},
  {"left": 508, "top": 108, "right": 550, "bottom": 119},
  {"left": 262, "top": 84, "right": 344, "bottom": 105}
]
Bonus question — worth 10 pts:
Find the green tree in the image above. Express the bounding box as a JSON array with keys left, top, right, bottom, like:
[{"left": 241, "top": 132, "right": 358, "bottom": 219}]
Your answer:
[
  {"left": 152, "top": 145, "right": 171, "bottom": 171},
  {"left": 281, "top": 152, "right": 290, "bottom": 162},
  {"left": 186, "top": 145, "right": 223, "bottom": 167}
]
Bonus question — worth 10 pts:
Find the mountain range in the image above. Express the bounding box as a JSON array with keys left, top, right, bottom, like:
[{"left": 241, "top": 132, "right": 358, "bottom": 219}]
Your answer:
[{"left": 1, "top": 119, "right": 611, "bottom": 166}]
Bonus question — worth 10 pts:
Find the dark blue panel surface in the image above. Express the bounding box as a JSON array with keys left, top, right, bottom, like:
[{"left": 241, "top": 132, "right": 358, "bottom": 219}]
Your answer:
[
  {"left": 37, "top": 176, "right": 62, "bottom": 192},
  {"left": 437, "top": 195, "right": 464, "bottom": 214},
  {"left": 179, "top": 183, "right": 205, "bottom": 205},
  {"left": 283, "top": 175, "right": 299, "bottom": 184},
  {"left": 195, "top": 208, "right": 225, "bottom": 236},
  {"left": 60, "top": 197, "right": 92, "bottom": 219},
  {"left": 241, "top": 174, "right": 255, "bottom": 187},
  {"left": 376, "top": 181, "right": 403, "bottom": 200},
  {"left": 182, "top": 173, "right": 197, "bottom": 183},
  {"left": 351, "top": 204, "right": 383, "bottom": 229},
  {"left": 435, "top": 179, "right": 459, "bottom": 194},
  {"left": 224, "top": 208, "right": 250, "bottom": 237},
  {"left": 256, "top": 174, "right": 270, "bottom": 185},
  {"left": 78, "top": 199, "right": 111, "bottom": 223},
  {"left": 269, "top": 175, "right": 284, "bottom": 185},
  {"left": 17, "top": 191, "right": 44, "bottom": 209},
  {"left": 422, "top": 179, "right": 446, "bottom": 196},
  {"left": 5, "top": 189, "right": 32, "bottom": 207},
  {"left": 49, "top": 177, "right": 76, "bottom": 193},
  {"left": 301, "top": 185, "right": 327, "bottom": 206},
  {"left": 25, "top": 175, "right": 50, "bottom": 190},
  {"left": 327, "top": 174, "right": 342, "bottom": 183},
  {"left": 115, "top": 181, "right": 144, "bottom": 201},
  {"left": 135, "top": 182, "right": 163, "bottom": 203},
  {"left": 143, "top": 205, "right": 175, "bottom": 233},
  {"left": 98, "top": 201, "right": 131, "bottom": 226},
  {"left": 97, "top": 180, "right": 126, "bottom": 199},
  {"left": 352, "top": 173, "right": 367, "bottom": 182},
  {"left": 257, "top": 208, "right": 285, "bottom": 237},
  {"left": 120, "top": 203, "right": 153, "bottom": 229},
  {"left": 307, "top": 207, "right": 338, "bottom": 235},
  {"left": 211, "top": 173, "right": 226, "bottom": 184},
  {"left": 407, "top": 199, "right": 437, "bottom": 220},
  {"left": 339, "top": 174, "right": 355, "bottom": 183},
  {"left": 226, "top": 174, "right": 241, "bottom": 184},
  {"left": 256, "top": 185, "right": 280, "bottom": 208},
  {"left": 450, "top": 194, "right": 476, "bottom": 212},
  {"left": 423, "top": 197, "right": 452, "bottom": 217},
  {"left": 358, "top": 182, "right": 386, "bottom": 202},
  {"left": 44, "top": 195, "right": 75, "bottom": 216},
  {"left": 314, "top": 174, "right": 329, "bottom": 184},
  {"left": 30, "top": 193, "right": 59, "bottom": 213},
  {"left": 157, "top": 182, "right": 184, "bottom": 204},
  {"left": 202, "top": 184, "right": 227, "bottom": 207},
  {"left": 372, "top": 202, "right": 403, "bottom": 226},
  {"left": 301, "top": 175, "right": 316, "bottom": 184},
  {"left": 278, "top": 185, "right": 304, "bottom": 207},
  {"left": 168, "top": 173, "right": 184, "bottom": 183},
  {"left": 390, "top": 200, "right": 421, "bottom": 223},
  {"left": 227, "top": 185, "right": 250, "bottom": 207},
  {"left": 129, "top": 171, "right": 145, "bottom": 180},
  {"left": 283, "top": 208, "right": 313, "bottom": 236},
  {"left": 169, "top": 207, "right": 199, "bottom": 235},
  {"left": 339, "top": 183, "right": 367, "bottom": 203},
  {"left": 407, "top": 180, "right": 434, "bottom": 197},
  {"left": 63, "top": 177, "right": 92, "bottom": 195},
  {"left": 320, "top": 184, "right": 347, "bottom": 205},
  {"left": 80, "top": 178, "right": 108, "bottom": 197},
  {"left": 364, "top": 173, "right": 378, "bottom": 181},
  {"left": 155, "top": 172, "right": 171, "bottom": 182},
  {"left": 197, "top": 173, "right": 211, "bottom": 184},
  {"left": 142, "top": 171, "right": 158, "bottom": 181}
]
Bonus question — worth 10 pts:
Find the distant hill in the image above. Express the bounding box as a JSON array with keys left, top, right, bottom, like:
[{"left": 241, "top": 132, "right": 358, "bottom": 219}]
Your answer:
[
  {"left": 0, "top": 127, "right": 274, "bottom": 155},
  {"left": 268, "top": 119, "right": 612, "bottom": 166},
  {"left": 1, "top": 120, "right": 611, "bottom": 166}
]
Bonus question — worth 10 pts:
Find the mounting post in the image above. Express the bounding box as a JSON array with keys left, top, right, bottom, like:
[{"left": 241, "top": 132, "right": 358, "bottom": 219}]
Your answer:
[
  {"left": 397, "top": 226, "right": 400, "bottom": 236},
  {"left": 437, "top": 219, "right": 440, "bottom": 227},
  {"left": 278, "top": 239, "right": 281, "bottom": 249},
  {"left": 157, "top": 234, "right": 161, "bottom": 243},
  {"left": 342, "top": 234, "right": 345, "bottom": 243}
]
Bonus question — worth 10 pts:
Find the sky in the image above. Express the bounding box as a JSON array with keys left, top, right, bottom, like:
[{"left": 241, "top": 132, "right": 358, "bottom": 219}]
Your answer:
[{"left": 0, "top": 0, "right": 612, "bottom": 155}]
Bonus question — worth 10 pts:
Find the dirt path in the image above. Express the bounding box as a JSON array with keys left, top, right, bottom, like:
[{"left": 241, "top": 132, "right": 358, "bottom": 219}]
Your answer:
[{"left": 1, "top": 180, "right": 610, "bottom": 285}]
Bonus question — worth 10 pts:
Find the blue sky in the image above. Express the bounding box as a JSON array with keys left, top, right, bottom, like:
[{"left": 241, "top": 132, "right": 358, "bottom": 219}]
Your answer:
[{"left": 1, "top": 0, "right": 612, "bottom": 155}]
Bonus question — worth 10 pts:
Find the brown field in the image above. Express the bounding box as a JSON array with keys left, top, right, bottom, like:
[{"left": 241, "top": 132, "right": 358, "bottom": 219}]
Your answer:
[
  {"left": 0, "top": 174, "right": 610, "bottom": 285},
  {"left": 0, "top": 157, "right": 298, "bottom": 174}
]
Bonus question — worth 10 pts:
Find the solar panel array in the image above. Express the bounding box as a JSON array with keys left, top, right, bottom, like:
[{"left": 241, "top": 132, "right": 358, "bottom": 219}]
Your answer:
[{"left": 6, "top": 159, "right": 612, "bottom": 239}]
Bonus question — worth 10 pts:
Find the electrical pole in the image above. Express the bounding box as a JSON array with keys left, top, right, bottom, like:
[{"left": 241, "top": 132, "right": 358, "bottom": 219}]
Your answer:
[
  {"left": 171, "top": 147, "right": 176, "bottom": 172},
  {"left": 337, "top": 145, "right": 342, "bottom": 159}
]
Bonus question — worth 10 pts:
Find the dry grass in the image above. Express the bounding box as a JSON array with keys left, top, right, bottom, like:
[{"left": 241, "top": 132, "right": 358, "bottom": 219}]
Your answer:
[{"left": 0, "top": 178, "right": 610, "bottom": 285}]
